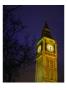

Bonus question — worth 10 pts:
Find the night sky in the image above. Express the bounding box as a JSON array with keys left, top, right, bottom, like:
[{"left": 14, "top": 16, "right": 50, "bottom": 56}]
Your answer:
[{"left": 4, "top": 5, "right": 64, "bottom": 82}]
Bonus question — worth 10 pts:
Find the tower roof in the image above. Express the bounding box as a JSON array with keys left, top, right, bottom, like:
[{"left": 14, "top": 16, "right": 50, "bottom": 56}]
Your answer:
[
  {"left": 44, "top": 22, "right": 49, "bottom": 29},
  {"left": 41, "top": 22, "right": 52, "bottom": 38}
]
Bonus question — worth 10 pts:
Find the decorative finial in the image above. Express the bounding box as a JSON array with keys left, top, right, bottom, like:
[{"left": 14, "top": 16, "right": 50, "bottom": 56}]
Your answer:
[{"left": 44, "top": 21, "right": 49, "bottom": 29}]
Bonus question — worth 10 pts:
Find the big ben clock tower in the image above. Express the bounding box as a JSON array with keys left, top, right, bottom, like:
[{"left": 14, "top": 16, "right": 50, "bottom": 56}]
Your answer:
[{"left": 35, "top": 22, "right": 58, "bottom": 82}]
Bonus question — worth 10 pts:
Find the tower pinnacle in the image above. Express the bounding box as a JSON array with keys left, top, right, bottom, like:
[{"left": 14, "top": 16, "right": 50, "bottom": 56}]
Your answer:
[{"left": 41, "top": 22, "right": 52, "bottom": 38}]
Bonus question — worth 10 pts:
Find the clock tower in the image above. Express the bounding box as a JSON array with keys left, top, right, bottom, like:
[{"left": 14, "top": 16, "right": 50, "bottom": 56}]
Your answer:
[{"left": 35, "top": 22, "right": 58, "bottom": 82}]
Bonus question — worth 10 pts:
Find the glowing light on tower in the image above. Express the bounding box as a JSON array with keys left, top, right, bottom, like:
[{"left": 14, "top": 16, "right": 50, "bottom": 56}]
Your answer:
[{"left": 35, "top": 22, "right": 58, "bottom": 82}]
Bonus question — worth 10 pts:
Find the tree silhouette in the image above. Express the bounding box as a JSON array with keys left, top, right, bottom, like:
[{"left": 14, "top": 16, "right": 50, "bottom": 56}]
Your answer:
[
  {"left": 3, "top": 5, "right": 26, "bottom": 82},
  {"left": 3, "top": 5, "right": 36, "bottom": 82}
]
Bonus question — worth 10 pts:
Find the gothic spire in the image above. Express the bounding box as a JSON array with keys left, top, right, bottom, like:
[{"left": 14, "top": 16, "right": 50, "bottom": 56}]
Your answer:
[{"left": 41, "top": 22, "right": 52, "bottom": 38}]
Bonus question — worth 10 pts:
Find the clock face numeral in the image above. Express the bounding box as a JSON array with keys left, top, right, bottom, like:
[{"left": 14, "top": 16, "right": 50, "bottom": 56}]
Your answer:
[
  {"left": 37, "top": 45, "right": 41, "bottom": 53},
  {"left": 46, "top": 44, "right": 54, "bottom": 52}
]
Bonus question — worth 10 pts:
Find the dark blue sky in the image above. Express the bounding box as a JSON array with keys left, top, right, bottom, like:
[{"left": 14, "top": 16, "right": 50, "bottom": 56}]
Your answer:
[{"left": 7, "top": 5, "right": 64, "bottom": 82}]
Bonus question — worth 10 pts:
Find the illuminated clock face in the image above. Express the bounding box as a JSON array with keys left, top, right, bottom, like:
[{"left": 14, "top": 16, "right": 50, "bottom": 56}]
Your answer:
[
  {"left": 46, "top": 44, "right": 54, "bottom": 52},
  {"left": 37, "top": 45, "right": 41, "bottom": 53}
]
